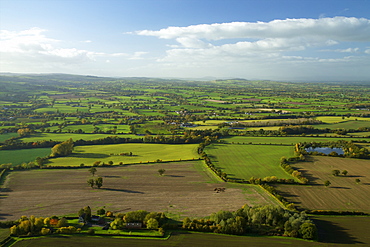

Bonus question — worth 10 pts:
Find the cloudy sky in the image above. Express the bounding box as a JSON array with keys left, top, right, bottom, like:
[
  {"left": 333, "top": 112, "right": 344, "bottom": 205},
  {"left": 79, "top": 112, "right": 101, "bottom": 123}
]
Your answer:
[{"left": 1, "top": 0, "right": 370, "bottom": 81}]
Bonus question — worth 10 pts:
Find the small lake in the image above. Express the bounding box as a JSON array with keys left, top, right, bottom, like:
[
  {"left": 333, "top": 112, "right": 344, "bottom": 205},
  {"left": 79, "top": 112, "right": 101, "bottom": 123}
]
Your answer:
[{"left": 305, "top": 147, "right": 344, "bottom": 155}]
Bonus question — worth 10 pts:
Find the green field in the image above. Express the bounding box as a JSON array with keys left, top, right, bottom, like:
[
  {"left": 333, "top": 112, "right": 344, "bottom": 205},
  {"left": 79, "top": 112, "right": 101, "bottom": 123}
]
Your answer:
[
  {"left": 205, "top": 143, "right": 295, "bottom": 180},
  {"left": 0, "top": 148, "right": 51, "bottom": 165},
  {"left": 19, "top": 133, "right": 139, "bottom": 142},
  {"left": 316, "top": 116, "right": 370, "bottom": 123},
  {"left": 222, "top": 136, "right": 369, "bottom": 145},
  {"left": 48, "top": 143, "right": 199, "bottom": 166},
  {"left": 0, "top": 133, "right": 18, "bottom": 142}
]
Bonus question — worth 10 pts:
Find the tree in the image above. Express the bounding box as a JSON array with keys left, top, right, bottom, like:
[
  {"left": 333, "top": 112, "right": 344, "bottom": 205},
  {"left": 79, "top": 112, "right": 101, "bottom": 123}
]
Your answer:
[
  {"left": 332, "top": 170, "right": 340, "bottom": 176},
  {"left": 324, "top": 180, "right": 331, "bottom": 187},
  {"left": 95, "top": 177, "right": 103, "bottom": 188},
  {"left": 355, "top": 178, "right": 361, "bottom": 184},
  {"left": 158, "top": 169, "right": 166, "bottom": 176},
  {"left": 342, "top": 170, "right": 348, "bottom": 176},
  {"left": 97, "top": 208, "right": 106, "bottom": 216},
  {"left": 51, "top": 138, "right": 74, "bottom": 157},
  {"left": 147, "top": 218, "right": 159, "bottom": 229},
  {"left": 89, "top": 167, "right": 97, "bottom": 176},
  {"left": 56, "top": 217, "right": 68, "bottom": 228},
  {"left": 87, "top": 178, "right": 95, "bottom": 188}
]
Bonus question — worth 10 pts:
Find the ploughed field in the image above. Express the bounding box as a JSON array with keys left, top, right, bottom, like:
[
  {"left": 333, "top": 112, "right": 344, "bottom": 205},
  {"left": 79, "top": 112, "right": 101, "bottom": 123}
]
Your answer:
[
  {"left": 275, "top": 156, "right": 370, "bottom": 213},
  {"left": 0, "top": 161, "right": 278, "bottom": 221}
]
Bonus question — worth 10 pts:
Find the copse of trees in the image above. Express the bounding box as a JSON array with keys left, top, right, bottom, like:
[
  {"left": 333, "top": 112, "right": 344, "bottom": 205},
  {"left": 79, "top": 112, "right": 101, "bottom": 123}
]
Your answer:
[
  {"left": 50, "top": 138, "right": 74, "bottom": 157},
  {"left": 182, "top": 204, "right": 317, "bottom": 240}
]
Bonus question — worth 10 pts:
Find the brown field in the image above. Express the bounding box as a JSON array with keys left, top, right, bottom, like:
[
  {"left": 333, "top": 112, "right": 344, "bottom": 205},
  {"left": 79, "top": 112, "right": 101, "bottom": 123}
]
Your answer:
[
  {"left": 275, "top": 156, "right": 370, "bottom": 212},
  {"left": 0, "top": 161, "right": 277, "bottom": 221}
]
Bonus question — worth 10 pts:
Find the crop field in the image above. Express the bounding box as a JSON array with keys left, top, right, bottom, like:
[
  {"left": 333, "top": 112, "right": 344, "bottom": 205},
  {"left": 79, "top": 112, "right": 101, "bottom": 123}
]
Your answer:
[
  {"left": 205, "top": 144, "right": 295, "bottom": 180},
  {"left": 0, "top": 148, "right": 51, "bottom": 166},
  {"left": 48, "top": 143, "right": 199, "bottom": 166},
  {"left": 0, "top": 161, "right": 278, "bottom": 221},
  {"left": 275, "top": 156, "right": 370, "bottom": 213},
  {"left": 9, "top": 232, "right": 324, "bottom": 247},
  {"left": 313, "top": 216, "right": 370, "bottom": 245}
]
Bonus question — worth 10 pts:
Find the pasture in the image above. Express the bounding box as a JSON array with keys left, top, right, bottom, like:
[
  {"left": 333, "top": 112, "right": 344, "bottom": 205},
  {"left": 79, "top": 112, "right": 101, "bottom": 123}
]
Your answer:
[
  {"left": 0, "top": 133, "right": 18, "bottom": 142},
  {"left": 222, "top": 136, "right": 369, "bottom": 145},
  {"left": 19, "top": 133, "right": 138, "bottom": 142},
  {"left": 275, "top": 156, "right": 370, "bottom": 213},
  {"left": 0, "top": 161, "right": 278, "bottom": 221},
  {"left": 48, "top": 143, "right": 199, "bottom": 166},
  {"left": 0, "top": 148, "right": 51, "bottom": 166},
  {"left": 205, "top": 143, "right": 295, "bottom": 180}
]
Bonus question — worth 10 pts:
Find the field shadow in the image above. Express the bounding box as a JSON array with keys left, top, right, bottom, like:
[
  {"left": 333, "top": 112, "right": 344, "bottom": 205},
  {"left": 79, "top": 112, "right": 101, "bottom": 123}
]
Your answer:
[
  {"left": 292, "top": 167, "right": 320, "bottom": 183},
  {"left": 330, "top": 186, "right": 351, "bottom": 189},
  {"left": 166, "top": 175, "right": 185, "bottom": 178},
  {"left": 313, "top": 218, "right": 364, "bottom": 244},
  {"left": 103, "top": 175, "right": 121, "bottom": 178},
  {"left": 102, "top": 188, "right": 144, "bottom": 194},
  {"left": 0, "top": 213, "right": 13, "bottom": 220},
  {"left": 71, "top": 153, "right": 110, "bottom": 159}
]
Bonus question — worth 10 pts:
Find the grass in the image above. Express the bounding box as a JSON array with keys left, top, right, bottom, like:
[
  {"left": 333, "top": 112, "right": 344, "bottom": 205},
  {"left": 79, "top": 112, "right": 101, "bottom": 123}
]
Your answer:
[
  {"left": 0, "top": 161, "right": 278, "bottom": 221},
  {"left": 13, "top": 223, "right": 370, "bottom": 247},
  {"left": 205, "top": 143, "right": 295, "bottom": 180},
  {"left": 275, "top": 156, "right": 370, "bottom": 213},
  {"left": 316, "top": 116, "right": 370, "bottom": 123},
  {"left": 0, "top": 133, "right": 18, "bottom": 142},
  {"left": 19, "top": 133, "right": 138, "bottom": 142},
  {"left": 0, "top": 148, "right": 51, "bottom": 166},
  {"left": 48, "top": 143, "right": 199, "bottom": 166},
  {"left": 0, "top": 228, "right": 10, "bottom": 242},
  {"left": 222, "top": 136, "right": 369, "bottom": 145}
]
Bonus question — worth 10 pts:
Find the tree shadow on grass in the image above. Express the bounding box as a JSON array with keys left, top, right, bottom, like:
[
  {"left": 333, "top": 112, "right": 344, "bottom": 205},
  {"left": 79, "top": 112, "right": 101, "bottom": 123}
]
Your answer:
[
  {"left": 71, "top": 153, "right": 110, "bottom": 159},
  {"left": 102, "top": 188, "right": 144, "bottom": 194},
  {"left": 313, "top": 218, "right": 364, "bottom": 244},
  {"left": 166, "top": 175, "right": 185, "bottom": 178}
]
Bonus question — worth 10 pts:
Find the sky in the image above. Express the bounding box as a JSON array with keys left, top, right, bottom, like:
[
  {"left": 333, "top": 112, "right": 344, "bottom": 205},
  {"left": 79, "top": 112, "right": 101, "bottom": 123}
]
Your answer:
[{"left": 1, "top": 0, "right": 370, "bottom": 81}]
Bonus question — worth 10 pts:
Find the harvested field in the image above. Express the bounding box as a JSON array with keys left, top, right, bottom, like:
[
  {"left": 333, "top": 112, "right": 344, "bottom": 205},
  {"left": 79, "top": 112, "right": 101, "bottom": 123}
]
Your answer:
[
  {"left": 0, "top": 161, "right": 278, "bottom": 221},
  {"left": 275, "top": 156, "right": 370, "bottom": 213}
]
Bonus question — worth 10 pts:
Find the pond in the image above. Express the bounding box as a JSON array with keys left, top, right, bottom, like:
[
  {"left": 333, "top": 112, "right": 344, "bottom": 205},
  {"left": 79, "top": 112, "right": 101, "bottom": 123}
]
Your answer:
[{"left": 305, "top": 147, "right": 344, "bottom": 155}]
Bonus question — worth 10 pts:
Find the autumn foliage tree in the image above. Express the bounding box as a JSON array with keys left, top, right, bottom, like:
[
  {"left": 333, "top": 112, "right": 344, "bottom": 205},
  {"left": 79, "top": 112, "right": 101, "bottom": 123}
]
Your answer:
[{"left": 51, "top": 138, "right": 74, "bottom": 157}]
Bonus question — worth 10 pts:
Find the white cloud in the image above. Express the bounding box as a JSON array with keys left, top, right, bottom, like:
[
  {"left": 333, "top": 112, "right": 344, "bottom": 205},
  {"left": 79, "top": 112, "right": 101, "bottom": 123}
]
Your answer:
[
  {"left": 0, "top": 28, "right": 147, "bottom": 74},
  {"left": 134, "top": 17, "right": 370, "bottom": 80},
  {"left": 137, "top": 17, "right": 370, "bottom": 42},
  {"left": 320, "top": 48, "right": 360, "bottom": 53}
]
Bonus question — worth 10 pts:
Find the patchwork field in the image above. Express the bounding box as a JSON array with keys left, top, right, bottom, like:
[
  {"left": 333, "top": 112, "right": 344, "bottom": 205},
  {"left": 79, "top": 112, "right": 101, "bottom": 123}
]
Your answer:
[
  {"left": 48, "top": 143, "right": 199, "bottom": 166},
  {"left": 0, "top": 161, "right": 278, "bottom": 221},
  {"left": 205, "top": 143, "right": 295, "bottom": 180},
  {"left": 275, "top": 156, "right": 370, "bottom": 213}
]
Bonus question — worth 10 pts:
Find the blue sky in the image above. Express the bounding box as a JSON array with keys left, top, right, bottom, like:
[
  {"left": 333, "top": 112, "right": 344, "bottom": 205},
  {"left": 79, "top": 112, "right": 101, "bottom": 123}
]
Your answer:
[{"left": 1, "top": 0, "right": 369, "bottom": 81}]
